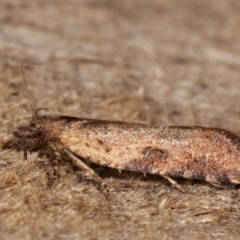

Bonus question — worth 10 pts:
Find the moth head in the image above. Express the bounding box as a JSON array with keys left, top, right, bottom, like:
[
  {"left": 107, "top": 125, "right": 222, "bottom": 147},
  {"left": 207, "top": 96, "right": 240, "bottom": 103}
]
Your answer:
[
  {"left": 13, "top": 108, "right": 49, "bottom": 143},
  {"left": 13, "top": 120, "right": 43, "bottom": 140}
]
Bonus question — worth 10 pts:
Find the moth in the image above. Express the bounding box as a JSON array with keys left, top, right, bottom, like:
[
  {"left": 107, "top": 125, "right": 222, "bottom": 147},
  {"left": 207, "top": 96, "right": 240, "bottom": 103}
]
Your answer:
[{"left": 13, "top": 63, "right": 240, "bottom": 190}]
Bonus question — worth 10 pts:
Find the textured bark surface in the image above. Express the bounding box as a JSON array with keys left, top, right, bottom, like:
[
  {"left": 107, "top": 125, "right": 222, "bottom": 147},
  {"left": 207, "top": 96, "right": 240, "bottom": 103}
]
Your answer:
[{"left": 1, "top": 0, "right": 240, "bottom": 239}]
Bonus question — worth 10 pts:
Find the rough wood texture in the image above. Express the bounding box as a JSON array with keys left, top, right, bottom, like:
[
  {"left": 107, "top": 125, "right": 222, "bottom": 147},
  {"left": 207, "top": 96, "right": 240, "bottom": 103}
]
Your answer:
[{"left": 1, "top": 0, "right": 240, "bottom": 239}]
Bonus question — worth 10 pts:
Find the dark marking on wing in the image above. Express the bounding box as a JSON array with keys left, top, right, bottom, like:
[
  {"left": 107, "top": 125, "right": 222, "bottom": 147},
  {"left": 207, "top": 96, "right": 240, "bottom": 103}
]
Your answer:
[
  {"left": 167, "top": 156, "right": 231, "bottom": 183},
  {"left": 141, "top": 146, "right": 169, "bottom": 161},
  {"left": 123, "top": 159, "right": 153, "bottom": 173},
  {"left": 122, "top": 147, "right": 170, "bottom": 173}
]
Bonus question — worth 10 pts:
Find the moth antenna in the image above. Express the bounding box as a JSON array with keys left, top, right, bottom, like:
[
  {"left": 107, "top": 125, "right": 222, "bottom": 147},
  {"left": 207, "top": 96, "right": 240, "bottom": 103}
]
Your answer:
[{"left": 21, "top": 60, "right": 34, "bottom": 119}]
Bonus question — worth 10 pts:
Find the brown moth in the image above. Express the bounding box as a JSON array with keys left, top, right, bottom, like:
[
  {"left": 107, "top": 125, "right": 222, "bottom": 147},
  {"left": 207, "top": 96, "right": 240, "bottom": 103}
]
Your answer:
[{"left": 14, "top": 63, "right": 240, "bottom": 191}]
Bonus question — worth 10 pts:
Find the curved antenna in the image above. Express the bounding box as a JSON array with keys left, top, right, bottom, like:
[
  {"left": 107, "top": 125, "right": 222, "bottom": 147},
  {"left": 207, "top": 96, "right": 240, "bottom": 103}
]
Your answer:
[
  {"left": 21, "top": 60, "right": 34, "bottom": 118},
  {"left": 34, "top": 108, "right": 49, "bottom": 120}
]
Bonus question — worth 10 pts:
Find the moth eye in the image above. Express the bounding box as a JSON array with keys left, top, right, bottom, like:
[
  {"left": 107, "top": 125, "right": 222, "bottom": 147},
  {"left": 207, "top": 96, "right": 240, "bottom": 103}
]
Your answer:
[
  {"left": 29, "top": 122, "right": 40, "bottom": 129},
  {"left": 29, "top": 122, "right": 36, "bottom": 128}
]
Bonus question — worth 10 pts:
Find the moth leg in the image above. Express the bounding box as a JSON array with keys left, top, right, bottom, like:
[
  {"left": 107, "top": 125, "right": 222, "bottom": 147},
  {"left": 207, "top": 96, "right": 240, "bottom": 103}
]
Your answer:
[
  {"left": 64, "top": 149, "right": 103, "bottom": 184},
  {"left": 64, "top": 149, "right": 110, "bottom": 201},
  {"left": 210, "top": 178, "right": 240, "bottom": 189},
  {"left": 162, "top": 175, "right": 185, "bottom": 192},
  {"left": 207, "top": 181, "right": 233, "bottom": 189},
  {"left": 229, "top": 179, "right": 240, "bottom": 185}
]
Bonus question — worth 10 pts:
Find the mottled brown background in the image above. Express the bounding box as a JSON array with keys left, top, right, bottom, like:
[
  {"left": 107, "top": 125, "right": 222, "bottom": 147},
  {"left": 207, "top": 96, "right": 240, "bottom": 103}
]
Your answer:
[{"left": 1, "top": 0, "right": 240, "bottom": 239}]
